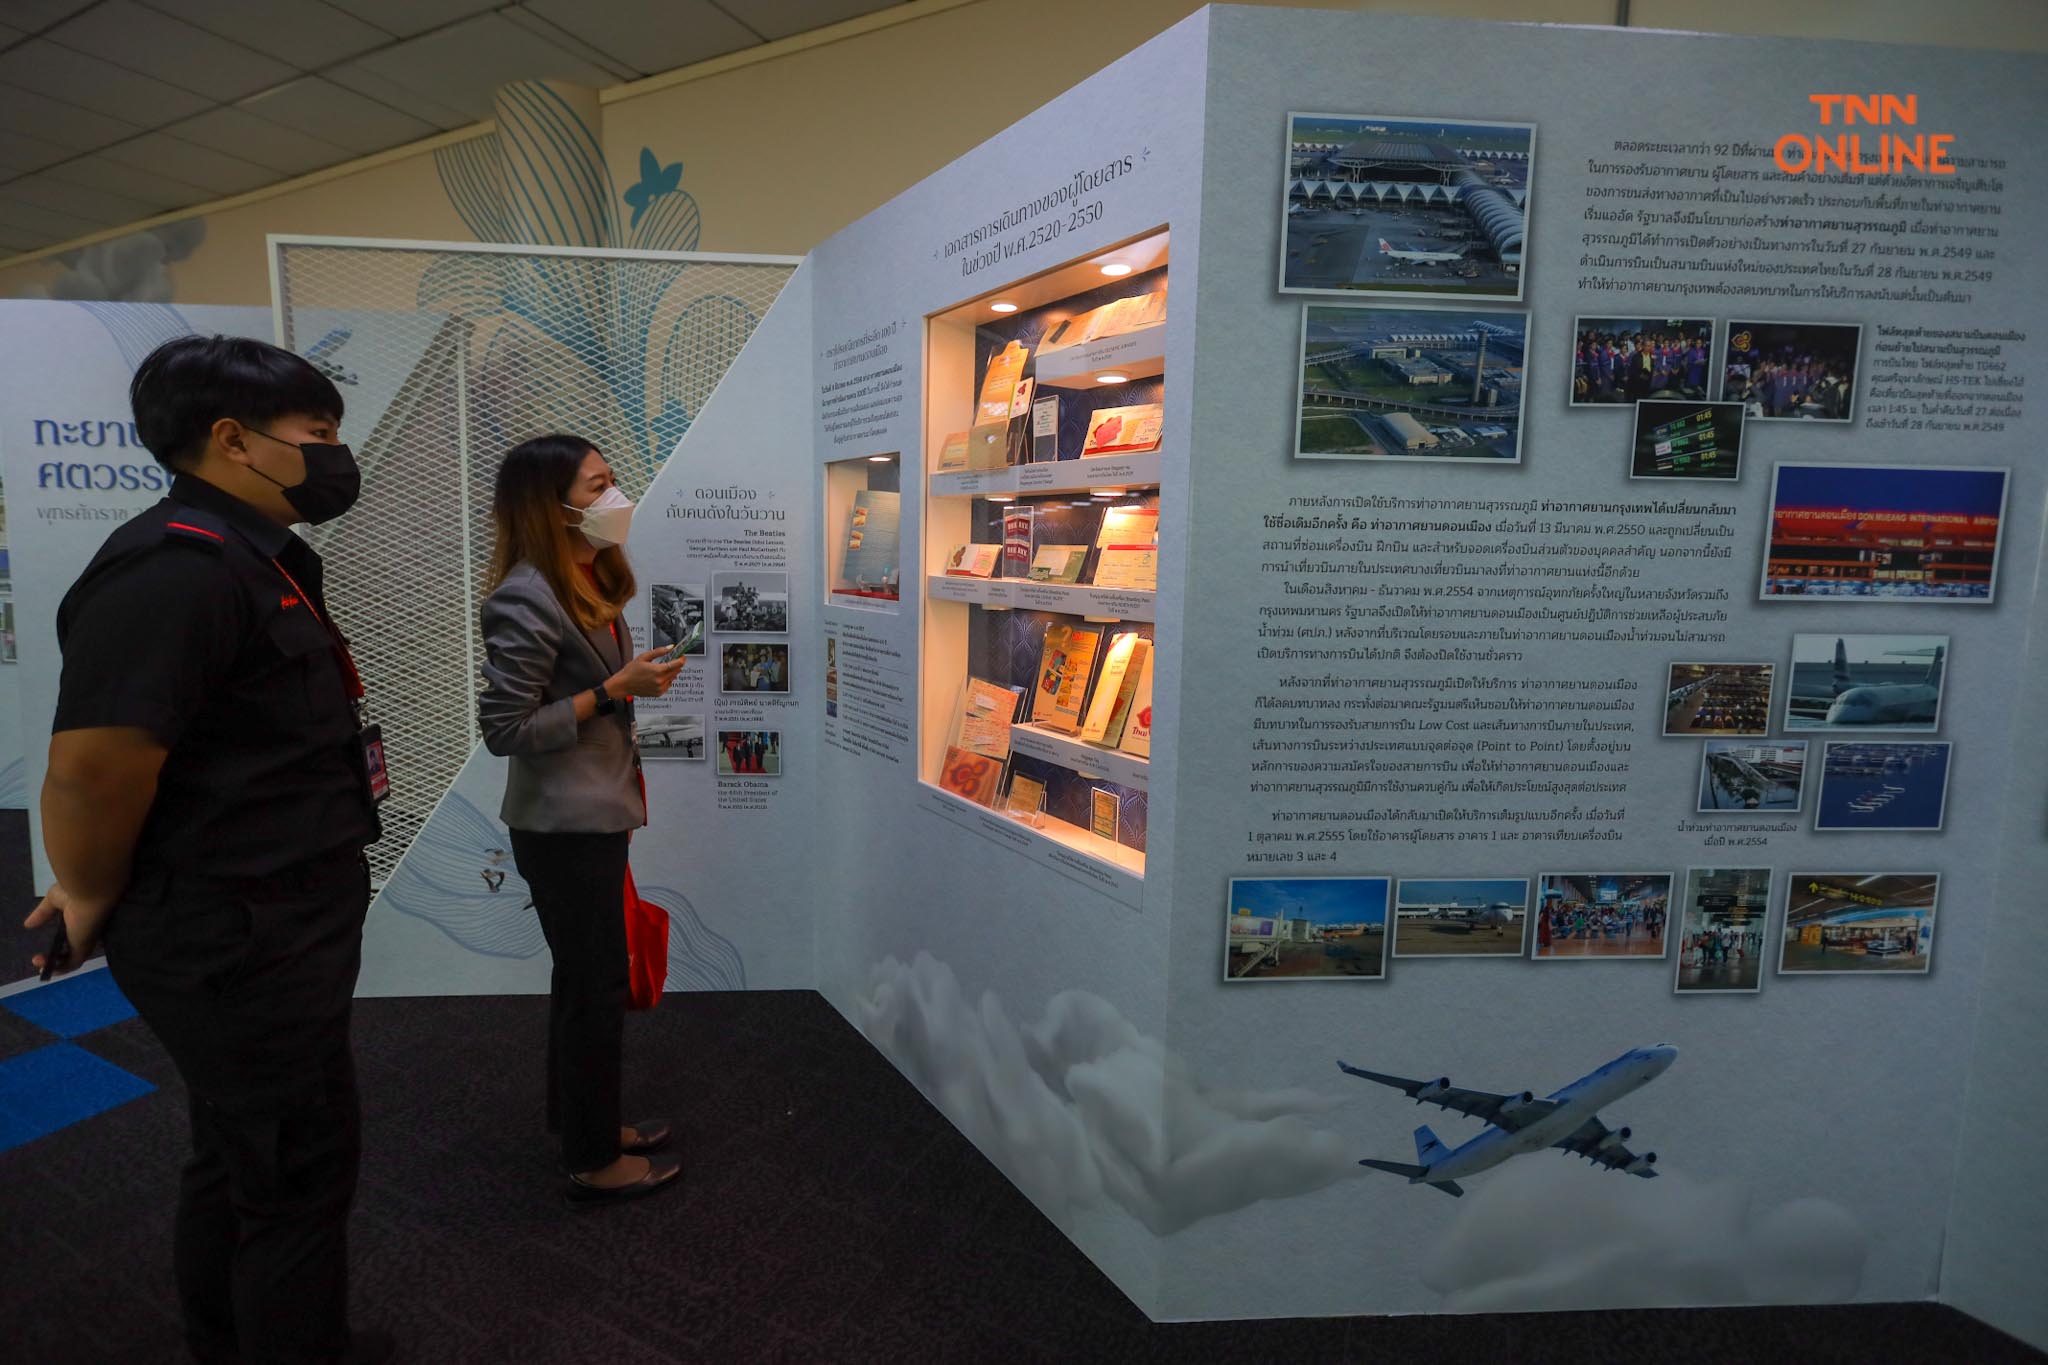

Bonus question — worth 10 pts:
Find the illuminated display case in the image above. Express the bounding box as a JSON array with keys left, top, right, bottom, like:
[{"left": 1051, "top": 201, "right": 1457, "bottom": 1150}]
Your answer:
[{"left": 919, "top": 229, "right": 1170, "bottom": 879}]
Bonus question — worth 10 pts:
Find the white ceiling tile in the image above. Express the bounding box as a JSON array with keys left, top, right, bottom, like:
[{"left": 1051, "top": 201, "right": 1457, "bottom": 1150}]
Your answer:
[
  {"left": 322, "top": 62, "right": 481, "bottom": 131},
  {"left": 163, "top": 106, "right": 355, "bottom": 176},
  {"left": 340, "top": 14, "right": 618, "bottom": 120},
  {"left": 98, "top": 130, "right": 274, "bottom": 195},
  {"left": 0, "top": 128, "right": 83, "bottom": 173},
  {"left": 318, "top": 0, "right": 496, "bottom": 41},
  {"left": 44, "top": 151, "right": 215, "bottom": 209},
  {"left": 9, "top": 168, "right": 164, "bottom": 220},
  {"left": 0, "top": 38, "right": 214, "bottom": 126},
  {"left": 518, "top": 0, "right": 759, "bottom": 75},
  {"left": 235, "top": 76, "right": 436, "bottom": 156},
  {"left": 727, "top": 0, "right": 902, "bottom": 42},
  {"left": 0, "top": 1, "right": 96, "bottom": 31},
  {"left": 0, "top": 85, "right": 141, "bottom": 151},
  {"left": 141, "top": 0, "right": 391, "bottom": 68},
  {"left": 46, "top": 1, "right": 299, "bottom": 101}
]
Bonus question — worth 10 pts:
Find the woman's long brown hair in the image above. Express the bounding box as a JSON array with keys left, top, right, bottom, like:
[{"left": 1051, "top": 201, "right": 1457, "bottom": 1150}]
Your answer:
[{"left": 487, "top": 434, "right": 636, "bottom": 631}]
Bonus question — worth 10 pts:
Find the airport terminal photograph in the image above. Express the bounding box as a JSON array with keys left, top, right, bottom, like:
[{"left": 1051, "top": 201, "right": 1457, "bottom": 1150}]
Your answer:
[{"left": 1, "top": 2, "right": 2046, "bottom": 1362}]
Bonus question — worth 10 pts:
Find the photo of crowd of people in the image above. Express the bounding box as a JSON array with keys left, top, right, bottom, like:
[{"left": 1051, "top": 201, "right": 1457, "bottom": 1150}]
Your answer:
[
  {"left": 1571, "top": 317, "right": 1713, "bottom": 405},
  {"left": 716, "top": 729, "right": 781, "bottom": 776},
  {"left": 1721, "top": 321, "right": 1860, "bottom": 421},
  {"left": 1673, "top": 867, "right": 1771, "bottom": 994},
  {"left": 721, "top": 642, "right": 790, "bottom": 694},
  {"left": 1532, "top": 874, "right": 1671, "bottom": 960},
  {"left": 713, "top": 572, "right": 790, "bottom": 634}
]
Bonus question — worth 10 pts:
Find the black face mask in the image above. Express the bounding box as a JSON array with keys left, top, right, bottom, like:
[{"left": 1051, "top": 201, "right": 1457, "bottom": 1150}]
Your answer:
[{"left": 243, "top": 428, "right": 362, "bottom": 525}]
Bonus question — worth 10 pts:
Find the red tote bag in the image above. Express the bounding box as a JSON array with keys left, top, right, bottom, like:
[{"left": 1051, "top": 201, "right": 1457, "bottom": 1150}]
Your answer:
[{"left": 622, "top": 862, "right": 668, "bottom": 1011}]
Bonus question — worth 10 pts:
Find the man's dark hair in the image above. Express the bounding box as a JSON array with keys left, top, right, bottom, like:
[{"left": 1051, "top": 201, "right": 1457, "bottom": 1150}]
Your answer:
[{"left": 129, "top": 335, "right": 345, "bottom": 470}]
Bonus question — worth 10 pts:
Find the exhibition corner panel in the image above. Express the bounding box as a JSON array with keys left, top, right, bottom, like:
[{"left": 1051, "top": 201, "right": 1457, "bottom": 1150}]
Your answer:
[{"left": 917, "top": 228, "right": 1172, "bottom": 897}]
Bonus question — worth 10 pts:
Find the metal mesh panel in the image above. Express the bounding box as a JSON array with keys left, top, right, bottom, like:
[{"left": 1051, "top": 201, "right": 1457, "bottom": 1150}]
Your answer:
[{"left": 272, "top": 241, "right": 795, "bottom": 879}]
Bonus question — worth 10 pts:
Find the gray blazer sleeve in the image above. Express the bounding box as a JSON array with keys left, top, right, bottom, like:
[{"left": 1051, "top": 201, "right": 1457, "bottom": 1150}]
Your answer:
[{"left": 478, "top": 571, "right": 581, "bottom": 757}]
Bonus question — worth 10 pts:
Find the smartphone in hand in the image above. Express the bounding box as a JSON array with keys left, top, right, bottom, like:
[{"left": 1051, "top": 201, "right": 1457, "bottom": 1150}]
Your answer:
[{"left": 661, "top": 620, "right": 702, "bottom": 664}]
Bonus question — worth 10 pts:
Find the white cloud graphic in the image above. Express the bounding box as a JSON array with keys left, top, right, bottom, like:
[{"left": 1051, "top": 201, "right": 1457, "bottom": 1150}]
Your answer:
[
  {"left": 855, "top": 952, "right": 1358, "bottom": 1235},
  {"left": 1420, "top": 1156, "right": 1867, "bottom": 1310}
]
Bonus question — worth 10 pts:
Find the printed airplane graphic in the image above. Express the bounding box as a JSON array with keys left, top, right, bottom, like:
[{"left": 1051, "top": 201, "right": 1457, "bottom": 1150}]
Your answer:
[{"left": 1339, "top": 1045, "right": 1676, "bottom": 1196}]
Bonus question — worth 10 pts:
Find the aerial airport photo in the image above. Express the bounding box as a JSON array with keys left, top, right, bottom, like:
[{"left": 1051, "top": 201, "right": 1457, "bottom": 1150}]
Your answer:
[
  {"left": 1814, "top": 741, "right": 1953, "bottom": 832},
  {"left": 1697, "top": 741, "right": 1809, "bottom": 813},
  {"left": 1296, "top": 305, "right": 1525, "bottom": 460},
  {"left": 1281, "top": 113, "right": 1533, "bottom": 300}
]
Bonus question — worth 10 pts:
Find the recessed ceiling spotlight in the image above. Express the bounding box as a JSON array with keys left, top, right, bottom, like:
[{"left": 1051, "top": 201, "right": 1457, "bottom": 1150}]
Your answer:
[
  {"left": 868, "top": 454, "right": 894, "bottom": 462},
  {"left": 990, "top": 301, "right": 1019, "bottom": 313},
  {"left": 1094, "top": 373, "right": 1128, "bottom": 385},
  {"left": 1100, "top": 263, "right": 1133, "bottom": 277}
]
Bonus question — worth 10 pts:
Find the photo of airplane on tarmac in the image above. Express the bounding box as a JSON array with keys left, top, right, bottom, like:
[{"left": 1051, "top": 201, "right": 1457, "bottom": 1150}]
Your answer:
[
  {"left": 1784, "top": 634, "right": 1948, "bottom": 734},
  {"left": 1779, "top": 873, "right": 1938, "bottom": 975},
  {"left": 1338, "top": 1045, "right": 1674, "bottom": 1197},
  {"left": 1392, "top": 878, "right": 1530, "bottom": 958},
  {"left": 1697, "top": 741, "right": 1808, "bottom": 813},
  {"left": 1532, "top": 874, "right": 1671, "bottom": 960},
  {"left": 1673, "top": 867, "right": 1772, "bottom": 995},
  {"left": 1280, "top": 112, "right": 1533, "bottom": 301},
  {"left": 1224, "top": 877, "right": 1390, "bottom": 981},
  {"left": 1815, "top": 742, "right": 1953, "bottom": 832}
]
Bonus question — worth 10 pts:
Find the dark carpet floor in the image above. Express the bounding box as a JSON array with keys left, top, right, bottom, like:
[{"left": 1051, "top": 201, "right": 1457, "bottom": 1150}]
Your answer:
[{"left": 0, "top": 812, "right": 2041, "bottom": 1362}]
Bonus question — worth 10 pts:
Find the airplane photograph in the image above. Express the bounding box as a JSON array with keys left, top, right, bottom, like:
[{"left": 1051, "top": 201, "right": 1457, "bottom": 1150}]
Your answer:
[
  {"left": 1392, "top": 878, "right": 1530, "bottom": 958},
  {"left": 1379, "top": 236, "right": 1468, "bottom": 264},
  {"left": 1784, "top": 634, "right": 1948, "bottom": 733},
  {"left": 1339, "top": 1045, "right": 1676, "bottom": 1196}
]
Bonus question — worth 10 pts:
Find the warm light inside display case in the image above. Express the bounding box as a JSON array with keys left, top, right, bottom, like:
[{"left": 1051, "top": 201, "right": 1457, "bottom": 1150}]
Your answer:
[
  {"left": 920, "top": 228, "right": 1168, "bottom": 883},
  {"left": 825, "top": 451, "right": 902, "bottom": 611}
]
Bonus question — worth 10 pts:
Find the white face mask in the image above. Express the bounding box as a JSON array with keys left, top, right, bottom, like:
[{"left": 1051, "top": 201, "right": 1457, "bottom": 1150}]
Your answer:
[{"left": 565, "top": 485, "right": 634, "bottom": 549}]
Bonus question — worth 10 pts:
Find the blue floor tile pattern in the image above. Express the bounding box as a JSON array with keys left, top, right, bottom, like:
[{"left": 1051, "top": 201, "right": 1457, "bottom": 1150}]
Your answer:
[
  {"left": 0, "top": 1041, "right": 154, "bottom": 1151},
  {"left": 3, "top": 966, "right": 137, "bottom": 1037}
]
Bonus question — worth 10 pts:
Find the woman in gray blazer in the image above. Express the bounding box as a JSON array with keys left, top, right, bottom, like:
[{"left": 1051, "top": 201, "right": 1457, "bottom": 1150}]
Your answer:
[{"left": 478, "top": 434, "right": 685, "bottom": 1205}]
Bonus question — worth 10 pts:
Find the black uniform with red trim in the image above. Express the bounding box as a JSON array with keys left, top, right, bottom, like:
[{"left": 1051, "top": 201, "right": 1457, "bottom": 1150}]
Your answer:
[{"left": 53, "top": 472, "right": 382, "bottom": 1364}]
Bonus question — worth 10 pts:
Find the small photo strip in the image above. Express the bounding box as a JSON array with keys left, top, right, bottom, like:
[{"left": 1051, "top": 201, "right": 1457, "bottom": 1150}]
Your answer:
[
  {"left": 639, "top": 713, "right": 704, "bottom": 760},
  {"left": 1779, "top": 872, "right": 1938, "bottom": 976},
  {"left": 1392, "top": 878, "right": 1531, "bottom": 959},
  {"left": 1225, "top": 876, "right": 1390, "bottom": 981},
  {"left": 1697, "top": 740, "right": 1809, "bottom": 814},
  {"left": 1629, "top": 400, "right": 1744, "bottom": 481},
  {"left": 1532, "top": 873, "right": 1673, "bottom": 961},
  {"left": 1663, "top": 662, "right": 1774, "bottom": 737},
  {"left": 1719, "top": 320, "right": 1862, "bottom": 422},
  {"left": 1571, "top": 317, "right": 1714, "bottom": 407},
  {"left": 715, "top": 729, "right": 781, "bottom": 776},
  {"left": 1783, "top": 634, "right": 1948, "bottom": 735},
  {"left": 1814, "top": 741, "right": 1953, "bottom": 833},
  {"left": 720, "top": 641, "right": 790, "bottom": 695},
  {"left": 1673, "top": 867, "right": 1772, "bottom": 995},
  {"left": 1761, "top": 463, "right": 2009, "bottom": 605}
]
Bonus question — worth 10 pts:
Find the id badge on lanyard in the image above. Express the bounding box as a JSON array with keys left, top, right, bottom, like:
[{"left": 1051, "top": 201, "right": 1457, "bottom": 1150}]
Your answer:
[{"left": 273, "top": 558, "right": 390, "bottom": 805}]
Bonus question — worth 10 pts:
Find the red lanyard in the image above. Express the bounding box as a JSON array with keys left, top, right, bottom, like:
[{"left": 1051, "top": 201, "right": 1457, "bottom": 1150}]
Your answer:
[{"left": 270, "top": 558, "right": 366, "bottom": 701}]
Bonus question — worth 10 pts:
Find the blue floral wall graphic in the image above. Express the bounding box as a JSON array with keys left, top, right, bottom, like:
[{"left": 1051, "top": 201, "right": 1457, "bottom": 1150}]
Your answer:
[{"left": 623, "top": 148, "right": 683, "bottom": 230}]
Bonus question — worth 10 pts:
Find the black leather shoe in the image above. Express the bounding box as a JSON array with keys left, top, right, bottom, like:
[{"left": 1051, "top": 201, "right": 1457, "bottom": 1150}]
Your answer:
[
  {"left": 622, "top": 1118, "right": 673, "bottom": 1154},
  {"left": 343, "top": 1326, "right": 397, "bottom": 1363},
  {"left": 565, "top": 1154, "right": 682, "bottom": 1207}
]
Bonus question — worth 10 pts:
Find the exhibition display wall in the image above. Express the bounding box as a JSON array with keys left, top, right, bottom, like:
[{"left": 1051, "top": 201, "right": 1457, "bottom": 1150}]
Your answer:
[{"left": 0, "top": 2, "right": 2042, "bottom": 1340}]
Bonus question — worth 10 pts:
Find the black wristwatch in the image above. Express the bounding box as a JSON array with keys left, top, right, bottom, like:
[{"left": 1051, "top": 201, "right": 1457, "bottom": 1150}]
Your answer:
[{"left": 591, "top": 682, "right": 619, "bottom": 717}]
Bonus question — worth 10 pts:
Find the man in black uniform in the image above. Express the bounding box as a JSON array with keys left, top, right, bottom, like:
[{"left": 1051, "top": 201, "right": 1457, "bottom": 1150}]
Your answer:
[{"left": 25, "top": 335, "right": 390, "bottom": 1364}]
